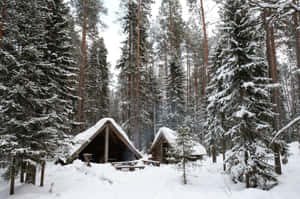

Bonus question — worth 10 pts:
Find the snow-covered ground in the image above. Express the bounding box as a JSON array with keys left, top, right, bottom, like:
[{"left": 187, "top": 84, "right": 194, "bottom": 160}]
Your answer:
[{"left": 0, "top": 142, "right": 299, "bottom": 199}]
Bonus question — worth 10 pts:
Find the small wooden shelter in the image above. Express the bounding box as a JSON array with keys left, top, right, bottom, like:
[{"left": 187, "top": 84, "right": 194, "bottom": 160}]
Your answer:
[
  {"left": 151, "top": 127, "right": 207, "bottom": 163},
  {"left": 68, "top": 118, "right": 142, "bottom": 163}
]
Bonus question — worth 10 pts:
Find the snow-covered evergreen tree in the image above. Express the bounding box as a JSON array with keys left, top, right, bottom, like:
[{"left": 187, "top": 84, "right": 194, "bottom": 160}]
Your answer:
[
  {"left": 206, "top": 37, "right": 228, "bottom": 164},
  {"left": 0, "top": 0, "right": 77, "bottom": 171},
  {"left": 174, "top": 125, "right": 194, "bottom": 185},
  {"left": 85, "top": 37, "right": 109, "bottom": 127},
  {"left": 164, "top": 55, "right": 186, "bottom": 129},
  {"left": 208, "top": 0, "right": 278, "bottom": 189},
  {"left": 43, "top": 0, "right": 79, "bottom": 135}
]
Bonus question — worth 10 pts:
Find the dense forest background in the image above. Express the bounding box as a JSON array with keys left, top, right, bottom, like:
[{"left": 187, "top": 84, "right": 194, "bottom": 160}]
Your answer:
[{"left": 0, "top": 0, "right": 300, "bottom": 190}]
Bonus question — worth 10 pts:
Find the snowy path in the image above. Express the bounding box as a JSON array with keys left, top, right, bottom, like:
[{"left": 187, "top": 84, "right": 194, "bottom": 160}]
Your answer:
[{"left": 0, "top": 142, "right": 299, "bottom": 199}]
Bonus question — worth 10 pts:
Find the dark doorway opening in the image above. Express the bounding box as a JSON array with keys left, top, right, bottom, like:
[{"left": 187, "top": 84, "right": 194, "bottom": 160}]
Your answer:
[{"left": 78, "top": 126, "right": 136, "bottom": 163}]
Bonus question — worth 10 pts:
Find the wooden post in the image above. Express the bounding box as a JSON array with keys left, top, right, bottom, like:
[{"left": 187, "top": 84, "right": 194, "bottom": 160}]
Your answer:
[
  {"left": 40, "top": 161, "right": 45, "bottom": 187},
  {"left": 9, "top": 156, "right": 15, "bottom": 195},
  {"left": 104, "top": 126, "right": 109, "bottom": 163}
]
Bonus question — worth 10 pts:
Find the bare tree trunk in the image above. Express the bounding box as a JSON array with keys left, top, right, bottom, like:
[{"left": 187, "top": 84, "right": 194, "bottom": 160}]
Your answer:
[
  {"left": 183, "top": 157, "right": 187, "bottom": 184},
  {"left": 212, "top": 145, "right": 216, "bottom": 163},
  {"left": 293, "top": 0, "right": 300, "bottom": 71},
  {"left": 263, "top": 7, "right": 282, "bottom": 175},
  {"left": 199, "top": 0, "right": 209, "bottom": 95},
  {"left": 20, "top": 161, "right": 25, "bottom": 183},
  {"left": 245, "top": 151, "right": 250, "bottom": 188},
  {"left": 128, "top": 0, "right": 133, "bottom": 136},
  {"left": 9, "top": 156, "right": 15, "bottom": 195},
  {"left": 0, "top": 0, "right": 6, "bottom": 49},
  {"left": 293, "top": 0, "right": 300, "bottom": 132},
  {"left": 222, "top": 137, "right": 226, "bottom": 171},
  {"left": 169, "top": 2, "right": 173, "bottom": 55},
  {"left": 193, "top": 54, "right": 199, "bottom": 107},
  {"left": 40, "top": 161, "right": 45, "bottom": 187},
  {"left": 274, "top": 143, "right": 282, "bottom": 174},
  {"left": 77, "top": 0, "right": 87, "bottom": 132},
  {"left": 186, "top": 46, "right": 190, "bottom": 107},
  {"left": 135, "top": 0, "right": 141, "bottom": 149},
  {"left": 164, "top": 40, "right": 168, "bottom": 79}
]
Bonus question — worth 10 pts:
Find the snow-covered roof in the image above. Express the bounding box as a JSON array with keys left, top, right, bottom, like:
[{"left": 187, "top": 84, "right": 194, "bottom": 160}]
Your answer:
[
  {"left": 69, "top": 118, "right": 142, "bottom": 160},
  {"left": 151, "top": 127, "right": 207, "bottom": 155}
]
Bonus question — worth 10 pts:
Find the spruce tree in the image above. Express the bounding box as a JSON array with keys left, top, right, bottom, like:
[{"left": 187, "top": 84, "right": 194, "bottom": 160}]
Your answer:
[
  {"left": 165, "top": 55, "right": 186, "bottom": 129},
  {"left": 209, "top": 0, "right": 277, "bottom": 189},
  {"left": 0, "top": 0, "right": 77, "bottom": 172},
  {"left": 206, "top": 37, "right": 227, "bottom": 164},
  {"left": 174, "top": 125, "right": 194, "bottom": 185},
  {"left": 85, "top": 37, "right": 109, "bottom": 127},
  {"left": 42, "top": 0, "right": 78, "bottom": 135}
]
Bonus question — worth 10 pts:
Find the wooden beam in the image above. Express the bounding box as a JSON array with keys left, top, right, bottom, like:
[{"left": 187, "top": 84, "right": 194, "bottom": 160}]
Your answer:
[{"left": 104, "top": 126, "right": 109, "bottom": 163}]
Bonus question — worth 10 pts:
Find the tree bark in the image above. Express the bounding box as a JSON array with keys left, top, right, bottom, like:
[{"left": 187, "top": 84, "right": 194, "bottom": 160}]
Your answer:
[
  {"left": 263, "top": 7, "right": 282, "bottom": 175},
  {"left": 40, "top": 161, "right": 45, "bottom": 187},
  {"left": 212, "top": 145, "right": 217, "bottom": 163},
  {"left": 169, "top": 2, "right": 173, "bottom": 55},
  {"left": 193, "top": 54, "right": 199, "bottom": 107},
  {"left": 32, "top": 165, "right": 36, "bottom": 185},
  {"left": 199, "top": 0, "right": 209, "bottom": 95},
  {"left": 186, "top": 47, "right": 190, "bottom": 106},
  {"left": 77, "top": 0, "right": 87, "bottom": 132},
  {"left": 292, "top": 0, "right": 300, "bottom": 125},
  {"left": 222, "top": 138, "right": 226, "bottom": 171},
  {"left": 164, "top": 40, "right": 168, "bottom": 79},
  {"left": 128, "top": 0, "right": 133, "bottom": 136},
  {"left": 9, "top": 156, "right": 15, "bottom": 195},
  {"left": 135, "top": 0, "right": 141, "bottom": 149},
  {"left": 183, "top": 157, "right": 187, "bottom": 184},
  {"left": 0, "top": 0, "right": 5, "bottom": 49},
  {"left": 20, "top": 161, "right": 25, "bottom": 183},
  {"left": 293, "top": 0, "right": 300, "bottom": 71},
  {"left": 274, "top": 143, "right": 282, "bottom": 174},
  {"left": 245, "top": 151, "right": 250, "bottom": 188}
]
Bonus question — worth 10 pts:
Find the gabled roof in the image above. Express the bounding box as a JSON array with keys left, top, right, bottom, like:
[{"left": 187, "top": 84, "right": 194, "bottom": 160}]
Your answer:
[
  {"left": 68, "top": 118, "right": 142, "bottom": 162},
  {"left": 151, "top": 127, "right": 207, "bottom": 155}
]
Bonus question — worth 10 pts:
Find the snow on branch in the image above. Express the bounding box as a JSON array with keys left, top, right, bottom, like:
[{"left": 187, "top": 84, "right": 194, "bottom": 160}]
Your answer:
[{"left": 272, "top": 116, "right": 300, "bottom": 144}]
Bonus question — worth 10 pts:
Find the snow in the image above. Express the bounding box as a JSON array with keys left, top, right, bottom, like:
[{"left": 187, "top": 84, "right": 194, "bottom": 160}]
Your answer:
[
  {"left": 235, "top": 106, "right": 255, "bottom": 118},
  {"left": 272, "top": 116, "right": 300, "bottom": 143},
  {"left": 152, "top": 127, "right": 207, "bottom": 155},
  {"left": 1, "top": 142, "right": 299, "bottom": 199},
  {"left": 69, "top": 118, "right": 142, "bottom": 158}
]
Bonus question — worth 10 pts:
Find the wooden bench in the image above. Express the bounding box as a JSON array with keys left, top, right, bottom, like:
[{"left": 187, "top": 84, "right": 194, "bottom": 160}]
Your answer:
[
  {"left": 114, "top": 165, "right": 145, "bottom": 171},
  {"left": 142, "top": 160, "right": 160, "bottom": 167}
]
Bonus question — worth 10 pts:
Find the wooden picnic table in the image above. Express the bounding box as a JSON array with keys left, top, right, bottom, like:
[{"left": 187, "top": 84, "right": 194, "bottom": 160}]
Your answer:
[
  {"left": 142, "top": 160, "right": 160, "bottom": 167},
  {"left": 111, "top": 161, "right": 138, "bottom": 166},
  {"left": 114, "top": 165, "right": 145, "bottom": 171}
]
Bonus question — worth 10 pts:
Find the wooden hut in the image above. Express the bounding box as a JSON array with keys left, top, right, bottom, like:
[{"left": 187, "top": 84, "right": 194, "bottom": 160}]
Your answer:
[
  {"left": 68, "top": 118, "right": 142, "bottom": 163},
  {"left": 150, "top": 127, "right": 207, "bottom": 163}
]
